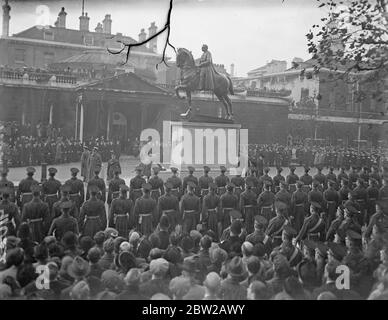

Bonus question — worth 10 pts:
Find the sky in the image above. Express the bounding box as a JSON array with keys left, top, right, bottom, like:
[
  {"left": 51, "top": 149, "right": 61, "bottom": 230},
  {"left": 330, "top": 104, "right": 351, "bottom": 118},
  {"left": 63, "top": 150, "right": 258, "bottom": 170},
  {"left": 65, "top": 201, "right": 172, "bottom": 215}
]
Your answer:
[{"left": 0, "top": 0, "right": 328, "bottom": 76}]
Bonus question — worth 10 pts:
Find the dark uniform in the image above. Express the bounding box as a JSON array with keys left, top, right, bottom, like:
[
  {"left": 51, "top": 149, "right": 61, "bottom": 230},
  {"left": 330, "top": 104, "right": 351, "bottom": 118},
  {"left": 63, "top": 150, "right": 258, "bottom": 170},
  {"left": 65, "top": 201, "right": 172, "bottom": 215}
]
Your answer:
[
  {"left": 109, "top": 186, "right": 134, "bottom": 238},
  {"left": 323, "top": 183, "right": 340, "bottom": 231},
  {"left": 379, "top": 184, "right": 388, "bottom": 201},
  {"left": 286, "top": 169, "right": 299, "bottom": 193},
  {"left": 65, "top": 168, "right": 85, "bottom": 211},
  {"left": 180, "top": 183, "right": 201, "bottom": 234},
  {"left": 0, "top": 170, "right": 15, "bottom": 202},
  {"left": 273, "top": 168, "right": 285, "bottom": 194},
  {"left": 353, "top": 181, "right": 368, "bottom": 226},
  {"left": 296, "top": 203, "right": 325, "bottom": 242},
  {"left": 275, "top": 186, "right": 291, "bottom": 217},
  {"left": 366, "top": 181, "right": 379, "bottom": 225},
  {"left": 198, "top": 168, "right": 214, "bottom": 199},
  {"left": 214, "top": 167, "right": 229, "bottom": 196},
  {"left": 246, "top": 216, "right": 266, "bottom": 245},
  {"left": 130, "top": 170, "right": 147, "bottom": 203},
  {"left": 338, "top": 184, "right": 351, "bottom": 204},
  {"left": 166, "top": 167, "right": 183, "bottom": 200},
  {"left": 313, "top": 170, "right": 327, "bottom": 190},
  {"left": 239, "top": 184, "right": 258, "bottom": 234},
  {"left": 337, "top": 170, "right": 349, "bottom": 185},
  {"left": 0, "top": 189, "right": 21, "bottom": 236},
  {"left": 79, "top": 186, "right": 107, "bottom": 238},
  {"left": 219, "top": 186, "right": 239, "bottom": 232},
  {"left": 107, "top": 175, "right": 126, "bottom": 206},
  {"left": 201, "top": 185, "right": 220, "bottom": 238},
  {"left": 86, "top": 174, "right": 106, "bottom": 203},
  {"left": 264, "top": 205, "right": 288, "bottom": 249},
  {"left": 326, "top": 214, "right": 344, "bottom": 242},
  {"left": 21, "top": 186, "right": 50, "bottom": 243},
  {"left": 291, "top": 185, "right": 308, "bottom": 232},
  {"left": 17, "top": 167, "right": 39, "bottom": 209},
  {"left": 157, "top": 183, "right": 180, "bottom": 232},
  {"left": 183, "top": 168, "right": 199, "bottom": 196},
  {"left": 308, "top": 185, "right": 325, "bottom": 209},
  {"left": 42, "top": 169, "right": 62, "bottom": 214},
  {"left": 134, "top": 184, "right": 158, "bottom": 236},
  {"left": 106, "top": 157, "right": 121, "bottom": 181},
  {"left": 348, "top": 169, "right": 359, "bottom": 189},
  {"left": 364, "top": 203, "right": 388, "bottom": 240},
  {"left": 48, "top": 201, "right": 79, "bottom": 240},
  {"left": 257, "top": 187, "right": 275, "bottom": 223},
  {"left": 300, "top": 172, "right": 313, "bottom": 194},
  {"left": 231, "top": 174, "right": 245, "bottom": 201},
  {"left": 148, "top": 170, "right": 165, "bottom": 202}
]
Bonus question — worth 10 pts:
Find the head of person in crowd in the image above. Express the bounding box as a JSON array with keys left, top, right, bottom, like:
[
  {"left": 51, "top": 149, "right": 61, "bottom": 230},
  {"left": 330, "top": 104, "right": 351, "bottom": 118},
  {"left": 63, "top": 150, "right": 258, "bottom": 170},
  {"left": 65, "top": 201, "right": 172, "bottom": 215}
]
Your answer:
[
  {"left": 203, "top": 272, "right": 221, "bottom": 299},
  {"left": 247, "top": 281, "right": 269, "bottom": 300},
  {"left": 169, "top": 276, "right": 191, "bottom": 300},
  {"left": 70, "top": 280, "right": 90, "bottom": 300}
]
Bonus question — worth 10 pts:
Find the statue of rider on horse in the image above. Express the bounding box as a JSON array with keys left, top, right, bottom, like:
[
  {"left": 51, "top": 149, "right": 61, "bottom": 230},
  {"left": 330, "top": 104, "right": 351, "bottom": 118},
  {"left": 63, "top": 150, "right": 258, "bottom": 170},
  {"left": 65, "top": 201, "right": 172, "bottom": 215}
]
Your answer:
[{"left": 175, "top": 45, "right": 235, "bottom": 121}]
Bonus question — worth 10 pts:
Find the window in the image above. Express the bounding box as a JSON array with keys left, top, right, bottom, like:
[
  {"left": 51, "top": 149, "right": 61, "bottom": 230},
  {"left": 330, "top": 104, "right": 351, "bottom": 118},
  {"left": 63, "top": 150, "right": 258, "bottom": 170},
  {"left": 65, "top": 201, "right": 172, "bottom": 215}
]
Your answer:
[
  {"left": 300, "top": 88, "right": 309, "bottom": 101},
  {"left": 15, "top": 48, "right": 25, "bottom": 64},
  {"left": 84, "top": 34, "right": 94, "bottom": 46},
  {"left": 44, "top": 52, "right": 55, "bottom": 66},
  {"left": 43, "top": 31, "right": 54, "bottom": 41}
]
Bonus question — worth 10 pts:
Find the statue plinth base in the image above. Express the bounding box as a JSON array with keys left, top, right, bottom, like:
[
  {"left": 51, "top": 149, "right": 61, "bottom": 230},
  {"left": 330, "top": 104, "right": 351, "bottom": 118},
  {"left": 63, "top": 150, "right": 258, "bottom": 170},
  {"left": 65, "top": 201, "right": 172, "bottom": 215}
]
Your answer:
[{"left": 160, "top": 120, "right": 248, "bottom": 175}]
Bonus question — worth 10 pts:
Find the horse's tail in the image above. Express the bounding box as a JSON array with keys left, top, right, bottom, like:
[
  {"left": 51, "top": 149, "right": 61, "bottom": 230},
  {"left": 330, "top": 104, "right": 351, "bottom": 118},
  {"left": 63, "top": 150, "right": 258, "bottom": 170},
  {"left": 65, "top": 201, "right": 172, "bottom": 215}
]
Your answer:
[{"left": 227, "top": 76, "right": 235, "bottom": 95}]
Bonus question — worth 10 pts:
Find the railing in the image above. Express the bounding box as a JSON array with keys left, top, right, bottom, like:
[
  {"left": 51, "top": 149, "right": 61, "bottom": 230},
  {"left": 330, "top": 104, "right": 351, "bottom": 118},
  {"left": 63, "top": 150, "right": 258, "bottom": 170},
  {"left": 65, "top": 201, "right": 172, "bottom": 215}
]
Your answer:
[{"left": 0, "top": 68, "right": 77, "bottom": 84}]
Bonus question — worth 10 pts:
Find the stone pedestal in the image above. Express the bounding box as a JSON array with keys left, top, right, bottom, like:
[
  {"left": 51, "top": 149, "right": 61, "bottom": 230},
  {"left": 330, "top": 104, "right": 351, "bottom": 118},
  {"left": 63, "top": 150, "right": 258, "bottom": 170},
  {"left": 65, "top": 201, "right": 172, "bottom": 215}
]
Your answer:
[{"left": 161, "top": 121, "right": 248, "bottom": 175}]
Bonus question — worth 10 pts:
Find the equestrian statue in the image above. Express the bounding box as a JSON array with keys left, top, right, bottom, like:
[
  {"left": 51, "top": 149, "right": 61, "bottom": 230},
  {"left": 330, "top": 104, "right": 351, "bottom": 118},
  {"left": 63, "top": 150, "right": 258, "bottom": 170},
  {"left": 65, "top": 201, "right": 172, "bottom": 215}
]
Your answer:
[{"left": 175, "top": 45, "right": 235, "bottom": 121}]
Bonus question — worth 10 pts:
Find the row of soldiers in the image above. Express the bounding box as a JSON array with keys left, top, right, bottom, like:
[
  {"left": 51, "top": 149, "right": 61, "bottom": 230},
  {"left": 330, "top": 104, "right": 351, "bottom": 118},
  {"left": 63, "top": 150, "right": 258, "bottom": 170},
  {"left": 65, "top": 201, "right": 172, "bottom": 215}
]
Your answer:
[{"left": 0, "top": 163, "right": 387, "bottom": 259}]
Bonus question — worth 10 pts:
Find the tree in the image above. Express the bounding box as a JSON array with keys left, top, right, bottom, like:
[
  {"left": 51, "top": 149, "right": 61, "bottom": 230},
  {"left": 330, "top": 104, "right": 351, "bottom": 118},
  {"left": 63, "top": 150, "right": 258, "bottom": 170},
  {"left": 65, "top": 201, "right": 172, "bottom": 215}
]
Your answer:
[{"left": 305, "top": 0, "right": 388, "bottom": 114}]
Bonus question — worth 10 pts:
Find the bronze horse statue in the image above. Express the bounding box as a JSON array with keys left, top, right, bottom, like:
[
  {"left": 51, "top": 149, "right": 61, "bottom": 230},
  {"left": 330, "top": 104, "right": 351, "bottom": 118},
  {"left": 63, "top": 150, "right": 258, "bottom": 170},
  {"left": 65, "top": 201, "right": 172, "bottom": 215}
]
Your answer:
[{"left": 175, "top": 48, "right": 235, "bottom": 120}]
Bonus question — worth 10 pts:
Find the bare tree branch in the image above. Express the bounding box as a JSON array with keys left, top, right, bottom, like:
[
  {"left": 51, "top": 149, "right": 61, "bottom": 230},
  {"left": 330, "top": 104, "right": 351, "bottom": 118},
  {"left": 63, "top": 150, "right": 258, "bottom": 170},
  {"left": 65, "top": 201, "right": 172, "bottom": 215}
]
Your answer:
[{"left": 108, "top": 0, "right": 176, "bottom": 69}]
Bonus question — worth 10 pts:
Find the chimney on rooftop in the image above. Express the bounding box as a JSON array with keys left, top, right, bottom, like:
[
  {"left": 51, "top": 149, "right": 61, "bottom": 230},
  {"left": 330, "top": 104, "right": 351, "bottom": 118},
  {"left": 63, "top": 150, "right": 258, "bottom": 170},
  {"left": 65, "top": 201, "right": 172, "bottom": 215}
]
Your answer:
[
  {"left": 2, "top": 0, "right": 11, "bottom": 37},
  {"left": 79, "top": 12, "right": 90, "bottom": 32},
  {"left": 230, "top": 63, "right": 235, "bottom": 77},
  {"left": 148, "top": 22, "right": 157, "bottom": 53},
  {"left": 139, "top": 28, "right": 147, "bottom": 42},
  {"left": 95, "top": 22, "right": 103, "bottom": 33},
  {"left": 103, "top": 14, "right": 112, "bottom": 34},
  {"left": 57, "top": 7, "right": 67, "bottom": 28}
]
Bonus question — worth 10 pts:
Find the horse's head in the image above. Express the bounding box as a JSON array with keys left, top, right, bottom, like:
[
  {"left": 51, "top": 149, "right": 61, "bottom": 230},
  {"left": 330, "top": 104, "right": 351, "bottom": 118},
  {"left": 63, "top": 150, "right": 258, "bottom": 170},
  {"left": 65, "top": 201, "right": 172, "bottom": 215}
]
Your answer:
[{"left": 176, "top": 48, "right": 195, "bottom": 69}]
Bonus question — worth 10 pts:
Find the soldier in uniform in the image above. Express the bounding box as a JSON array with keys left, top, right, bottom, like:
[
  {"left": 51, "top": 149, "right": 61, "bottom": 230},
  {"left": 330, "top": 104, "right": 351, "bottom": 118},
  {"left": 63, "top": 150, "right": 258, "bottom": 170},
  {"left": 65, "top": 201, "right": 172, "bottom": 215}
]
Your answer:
[
  {"left": 286, "top": 166, "right": 299, "bottom": 193},
  {"left": 219, "top": 210, "right": 246, "bottom": 243},
  {"left": 273, "top": 225, "right": 302, "bottom": 268},
  {"left": 326, "top": 167, "right": 337, "bottom": 189},
  {"left": 219, "top": 182, "right": 239, "bottom": 238},
  {"left": 291, "top": 181, "right": 308, "bottom": 233},
  {"left": 107, "top": 168, "right": 126, "bottom": 207},
  {"left": 130, "top": 166, "right": 147, "bottom": 203},
  {"left": 364, "top": 200, "right": 388, "bottom": 241},
  {"left": 245, "top": 169, "right": 260, "bottom": 196},
  {"left": 214, "top": 165, "right": 229, "bottom": 196},
  {"left": 231, "top": 168, "right": 245, "bottom": 201},
  {"left": 65, "top": 168, "right": 85, "bottom": 211},
  {"left": 42, "top": 167, "right": 62, "bottom": 215},
  {"left": 0, "top": 168, "right": 15, "bottom": 202},
  {"left": 198, "top": 166, "right": 213, "bottom": 199},
  {"left": 87, "top": 147, "right": 103, "bottom": 183},
  {"left": 182, "top": 166, "right": 199, "bottom": 196},
  {"left": 348, "top": 166, "right": 359, "bottom": 189},
  {"left": 106, "top": 151, "right": 121, "bottom": 182},
  {"left": 353, "top": 178, "right": 368, "bottom": 226},
  {"left": 257, "top": 181, "right": 275, "bottom": 223},
  {"left": 21, "top": 185, "right": 50, "bottom": 243},
  {"left": 366, "top": 178, "right": 380, "bottom": 225},
  {"left": 359, "top": 166, "right": 369, "bottom": 183},
  {"left": 323, "top": 180, "right": 340, "bottom": 232},
  {"left": 275, "top": 181, "right": 291, "bottom": 217},
  {"left": 273, "top": 166, "right": 285, "bottom": 194},
  {"left": 264, "top": 201, "right": 289, "bottom": 250},
  {"left": 166, "top": 166, "right": 182, "bottom": 200},
  {"left": 86, "top": 166, "right": 106, "bottom": 203},
  {"left": 300, "top": 167, "right": 313, "bottom": 195},
  {"left": 258, "top": 167, "right": 273, "bottom": 192},
  {"left": 308, "top": 180, "right": 325, "bottom": 209},
  {"left": 201, "top": 182, "right": 220, "bottom": 239},
  {"left": 239, "top": 180, "right": 258, "bottom": 234},
  {"left": 157, "top": 182, "right": 180, "bottom": 232},
  {"left": 0, "top": 187, "right": 21, "bottom": 236},
  {"left": 246, "top": 215, "right": 267, "bottom": 246},
  {"left": 48, "top": 201, "right": 79, "bottom": 241},
  {"left": 52, "top": 184, "right": 79, "bottom": 222},
  {"left": 17, "top": 167, "right": 39, "bottom": 210},
  {"left": 338, "top": 178, "right": 351, "bottom": 204},
  {"left": 369, "top": 166, "right": 382, "bottom": 187},
  {"left": 180, "top": 181, "right": 201, "bottom": 235},
  {"left": 378, "top": 178, "right": 388, "bottom": 200},
  {"left": 134, "top": 183, "right": 158, "bottom": 236},
  {"left": 109, "top": 185, "right": 134, "bottom": 238},
  {"left": 337, "top": 203, "right": 362, "bottom": 241},
  {"left": 337, "top": 167, "right": 349, "bottom": 186},
  {"left": 79, "top": 185, "right": 107, "bottom": 238},
  {"left": 80, "top": 145, "right": 90, "bottom": 182},
  {"left": 326, "top": 206, "right": 345, "bottom": 242},
  {"left": 313, "top": 166, "right": 327, "bottom": 191},
  {"left": 148, "top": 166, "right": 165, "bottom": 202},
  {"left": 295, "top": 202, "right": 325, "bottom": 243}
]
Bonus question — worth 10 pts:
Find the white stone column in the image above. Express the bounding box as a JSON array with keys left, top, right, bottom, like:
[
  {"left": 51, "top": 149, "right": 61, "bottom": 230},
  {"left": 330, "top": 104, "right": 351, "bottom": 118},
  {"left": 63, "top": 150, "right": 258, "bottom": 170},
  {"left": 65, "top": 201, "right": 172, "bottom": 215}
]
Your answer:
[
  {"left": 75, "top": 102, "right": 79, "bottom": 140},
  {"left": 79, "top": 103, "right": 84, "bottom": 142}
]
